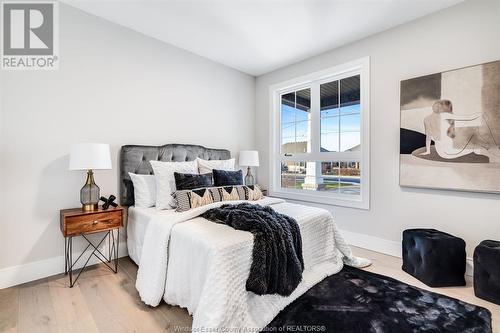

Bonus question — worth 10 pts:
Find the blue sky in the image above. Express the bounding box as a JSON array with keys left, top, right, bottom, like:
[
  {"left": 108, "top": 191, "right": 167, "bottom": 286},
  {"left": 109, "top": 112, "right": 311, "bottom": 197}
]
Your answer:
[{"left": 281, "top": 104, "right": 360, "bottom": 152}]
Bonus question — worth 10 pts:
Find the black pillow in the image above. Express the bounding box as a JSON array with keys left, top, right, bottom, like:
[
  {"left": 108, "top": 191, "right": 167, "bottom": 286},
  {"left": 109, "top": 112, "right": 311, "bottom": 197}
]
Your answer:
[
  {"left": 174, "top": 172, "right": 213, "bottom": 190},
  {"left": 213, "top": 169, "right": 244, "bottom": 186}
]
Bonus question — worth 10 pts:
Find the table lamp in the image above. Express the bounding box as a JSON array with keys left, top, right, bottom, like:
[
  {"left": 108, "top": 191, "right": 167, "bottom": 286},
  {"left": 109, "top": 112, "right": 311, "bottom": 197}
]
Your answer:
[
  {"left": 69, "top": 143, "right": 112, "bottom": 211},
  {"left": 239, "top": 150, "right": 259, "bottom": 185}
]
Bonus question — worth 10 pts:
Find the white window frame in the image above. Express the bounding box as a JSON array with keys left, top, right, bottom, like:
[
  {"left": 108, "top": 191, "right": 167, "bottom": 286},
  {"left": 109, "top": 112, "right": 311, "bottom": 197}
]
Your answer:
[{"left": 268, "top": 57, "right": 370, "bottom": 209}]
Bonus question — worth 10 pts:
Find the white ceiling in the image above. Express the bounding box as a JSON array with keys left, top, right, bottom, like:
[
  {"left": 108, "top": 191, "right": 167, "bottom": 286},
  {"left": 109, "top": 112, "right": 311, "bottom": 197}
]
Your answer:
[{"left": 63, "top": 0, "right": 463, "bottom": 76}]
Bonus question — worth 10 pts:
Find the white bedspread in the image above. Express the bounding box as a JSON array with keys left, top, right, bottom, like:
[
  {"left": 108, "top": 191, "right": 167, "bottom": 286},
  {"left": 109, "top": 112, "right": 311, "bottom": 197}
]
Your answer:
[
  {"left": 127, "top": 206, "right": 177, "bottom": 265},
  {"left": 135, "top": 197, "right": 370, "bottom": 331}
]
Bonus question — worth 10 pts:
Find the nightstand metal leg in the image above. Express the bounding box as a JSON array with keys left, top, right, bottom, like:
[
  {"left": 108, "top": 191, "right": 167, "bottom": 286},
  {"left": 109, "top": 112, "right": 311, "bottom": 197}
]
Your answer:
[
  {"left": 116, "top": 229, "right": 119, "bottom": 273},
  {"left": 64, "top": 238, "right": 67, "bottom": 274},
  {"left": 69, "top": 237, "right": 73, "bottom": 287},
  {"left": 108, "top": 231, "right": 111, "bottom": 263}
]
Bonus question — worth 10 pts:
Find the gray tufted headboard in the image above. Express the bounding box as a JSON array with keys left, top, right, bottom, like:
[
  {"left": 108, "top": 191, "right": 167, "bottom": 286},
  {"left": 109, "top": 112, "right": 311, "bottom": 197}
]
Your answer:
[{"left": 120, "top": 143, "right": 231, "bottom": 206}]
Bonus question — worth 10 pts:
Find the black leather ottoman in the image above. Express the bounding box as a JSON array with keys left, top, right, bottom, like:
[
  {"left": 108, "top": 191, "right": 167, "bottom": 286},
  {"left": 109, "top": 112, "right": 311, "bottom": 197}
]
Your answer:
[
  {"left": 402, "top": 229, "right": 466, "bottom": 287},
  {"left": 474, "top": 240, "right": 500, "bottom": 305}
]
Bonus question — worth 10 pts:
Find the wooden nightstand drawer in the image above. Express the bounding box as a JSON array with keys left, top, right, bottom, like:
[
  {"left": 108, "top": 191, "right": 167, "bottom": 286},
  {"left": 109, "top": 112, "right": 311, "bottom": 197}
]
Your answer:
[
  {"left": 65, "top": 211, "right": 122, "bottom": 236},
  {"left": 60, "top": 207, "right": 124, "bottom": 237}
]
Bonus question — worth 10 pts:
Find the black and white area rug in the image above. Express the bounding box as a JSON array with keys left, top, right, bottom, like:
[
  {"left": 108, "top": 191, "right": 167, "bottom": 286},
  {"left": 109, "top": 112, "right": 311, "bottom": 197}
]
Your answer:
[{"left": 266, "top": 266, "right": 492, "bottom": 333}]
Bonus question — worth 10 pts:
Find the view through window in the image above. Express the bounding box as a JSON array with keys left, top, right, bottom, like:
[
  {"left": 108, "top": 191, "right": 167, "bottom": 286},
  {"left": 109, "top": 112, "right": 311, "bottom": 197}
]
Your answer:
[{"left": 273, "top": 59, "right": 369, "bottom": 208}]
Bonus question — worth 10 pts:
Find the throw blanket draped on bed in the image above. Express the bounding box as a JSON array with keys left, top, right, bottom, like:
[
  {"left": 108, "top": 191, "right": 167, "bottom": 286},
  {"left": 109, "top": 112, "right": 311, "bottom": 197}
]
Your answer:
[{"left": 202, "top": 203, "right": 304, "bottom": 296}]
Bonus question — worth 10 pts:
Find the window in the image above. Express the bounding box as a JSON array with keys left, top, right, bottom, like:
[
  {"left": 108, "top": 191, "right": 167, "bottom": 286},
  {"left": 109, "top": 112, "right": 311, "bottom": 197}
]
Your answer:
[{"left": 270, "top": 57, "right": 369, "bottom": 209}]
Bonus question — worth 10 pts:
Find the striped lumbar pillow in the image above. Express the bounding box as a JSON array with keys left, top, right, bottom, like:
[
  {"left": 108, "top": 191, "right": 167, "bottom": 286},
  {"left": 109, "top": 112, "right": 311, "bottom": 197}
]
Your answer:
[{"left": 173, "top": 185, "right": 263, "bottom": 212}]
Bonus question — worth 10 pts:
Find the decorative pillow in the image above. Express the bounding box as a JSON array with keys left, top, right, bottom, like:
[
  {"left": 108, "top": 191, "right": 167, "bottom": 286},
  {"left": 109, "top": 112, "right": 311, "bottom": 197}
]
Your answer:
[
  {"left": 210, "top": 185, "right": 245, "bottom": 202},
  {"left": 175, "top": 188, "right": 215, "bottom": 212},
  {"left": 197, "top": 157, "right": 235, "bottom": 174},
  {"left": 244, "top": 185, "right": 264, "bottom": 201},
  {"left": 213, "top": 169, "right": 243, "bottom": 186},
  {"left": 174, "top": 185, "right": 262, "bottom": 212},
  {"left": 174, "top": 172, "right": 213, "bottom": 190},
  {"left": 128, "top": 173, "right": 156, "bottom": 208},
  {"left": 219, "top": 186, "right": 243, "bottom": 201},
  {"left": 150, "top": 160, "right": 198, "bottom": 210}
]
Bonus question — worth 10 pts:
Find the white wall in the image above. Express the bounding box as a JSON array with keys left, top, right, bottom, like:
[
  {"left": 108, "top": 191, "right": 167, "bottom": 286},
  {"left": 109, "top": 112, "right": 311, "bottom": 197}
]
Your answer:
[
  {"left": 0, "top": 4, "right": 255, "bottom": 273},
  {"left": 255, "top": 0, "right": 500, "bottom": 258}
]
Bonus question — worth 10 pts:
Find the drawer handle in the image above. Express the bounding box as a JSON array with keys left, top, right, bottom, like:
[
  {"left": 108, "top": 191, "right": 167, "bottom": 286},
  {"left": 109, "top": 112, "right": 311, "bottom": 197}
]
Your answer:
[{"left": 90, "top": 219, "right": 114, "bottom": 226}]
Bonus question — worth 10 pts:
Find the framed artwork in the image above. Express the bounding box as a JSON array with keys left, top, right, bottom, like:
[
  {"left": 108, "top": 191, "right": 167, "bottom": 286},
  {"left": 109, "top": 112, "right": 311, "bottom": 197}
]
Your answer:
[{"left": 400, "top": 60, "right": 500, "bottom": 193}]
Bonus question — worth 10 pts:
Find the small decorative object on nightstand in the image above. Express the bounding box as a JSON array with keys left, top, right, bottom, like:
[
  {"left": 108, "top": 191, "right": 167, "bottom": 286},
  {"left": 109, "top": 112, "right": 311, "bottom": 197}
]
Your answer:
[
  {"left": 239, "top": 150, "right": 259, "bottom": 185},
  {"left": 100, "top": 194, "right": 118, "bottom": 210},
  {"left": 60, "top": 206, "right": 123, "bottom": 287},
  {"left": 69, "top": 143, "right": 112, "bottom": 212}
]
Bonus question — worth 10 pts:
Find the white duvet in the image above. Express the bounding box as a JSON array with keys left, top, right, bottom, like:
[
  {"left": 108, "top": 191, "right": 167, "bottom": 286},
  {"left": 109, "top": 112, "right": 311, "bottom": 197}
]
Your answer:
[{"left": 135, "top": 197, "right": 370, "bottom": 331}]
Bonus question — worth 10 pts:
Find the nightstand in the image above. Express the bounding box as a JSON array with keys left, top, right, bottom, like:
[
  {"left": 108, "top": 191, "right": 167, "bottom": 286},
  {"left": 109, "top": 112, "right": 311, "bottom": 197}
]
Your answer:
[{"left": 60, "top": 206, "right": 124, "bottom": 287}]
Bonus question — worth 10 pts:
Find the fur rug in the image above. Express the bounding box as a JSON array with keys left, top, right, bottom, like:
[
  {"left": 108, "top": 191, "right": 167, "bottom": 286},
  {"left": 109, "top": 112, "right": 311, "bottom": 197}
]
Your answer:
[
  {"left": 266, "top": 266, "right": 492, "bottom": 333},
  {"left": 201, "top": 203, "right": 304, "bottom": 296}
]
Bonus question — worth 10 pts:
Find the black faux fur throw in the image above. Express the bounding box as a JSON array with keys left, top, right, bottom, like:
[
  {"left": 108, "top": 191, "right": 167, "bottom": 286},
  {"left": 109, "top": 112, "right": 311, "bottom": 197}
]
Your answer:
[{"left": 201, "top": 203, "right": 304, "bottom": 296}]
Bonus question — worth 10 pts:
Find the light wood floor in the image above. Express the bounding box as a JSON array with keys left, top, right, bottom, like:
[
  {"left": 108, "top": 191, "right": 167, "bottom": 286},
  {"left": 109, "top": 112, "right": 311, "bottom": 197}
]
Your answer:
[{"left": 1, "top": 247, "right": 499, "bottom": 333}]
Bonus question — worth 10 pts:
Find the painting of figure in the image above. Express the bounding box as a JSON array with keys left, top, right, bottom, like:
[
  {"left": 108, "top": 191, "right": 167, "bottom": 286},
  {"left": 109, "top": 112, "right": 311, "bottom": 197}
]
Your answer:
[{"left": 400, "top": 60, "right": 500, "bottom": 192}]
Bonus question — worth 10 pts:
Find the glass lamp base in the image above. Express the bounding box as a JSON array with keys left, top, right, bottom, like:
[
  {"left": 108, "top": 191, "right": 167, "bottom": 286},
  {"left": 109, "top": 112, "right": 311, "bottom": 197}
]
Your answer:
[
  {"left": 80, "top": 170, "right": 100, "bottom": 212},
  {"left": 245, "top": 167, "right": 255, "bottom": 186}
]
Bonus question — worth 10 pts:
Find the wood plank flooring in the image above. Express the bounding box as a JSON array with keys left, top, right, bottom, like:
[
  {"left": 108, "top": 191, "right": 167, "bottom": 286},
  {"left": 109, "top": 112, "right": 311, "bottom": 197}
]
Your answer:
[{"left": 1, "top": 247, "right": 499, "bottom": 332}]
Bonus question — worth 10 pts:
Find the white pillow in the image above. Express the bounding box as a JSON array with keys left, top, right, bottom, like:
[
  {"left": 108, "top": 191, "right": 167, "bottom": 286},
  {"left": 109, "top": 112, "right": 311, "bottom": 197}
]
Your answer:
[
  {"left": 128, "top": 173, "right": 156, "bottom": 208},
  {"left": 197, "top": 157, "right": 235, "bottom": 174},
  {"left": 150, "top": 160, "right": 198, "bottom": 210}
]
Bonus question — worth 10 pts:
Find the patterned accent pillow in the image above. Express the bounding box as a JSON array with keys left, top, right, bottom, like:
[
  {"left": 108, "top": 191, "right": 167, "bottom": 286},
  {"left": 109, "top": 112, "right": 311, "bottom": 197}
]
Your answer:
[
  {"left": 174, "top": 185, "right": 262, "bottom": 212},
  {"left": 219, "top": 186, "right": 242, "bottom": 201},
  {"left": 175, "top": 188, "right": 215, "bottom": 212},
  {"left": 244, "top": 185, "right": 264, "bottom": 201}
]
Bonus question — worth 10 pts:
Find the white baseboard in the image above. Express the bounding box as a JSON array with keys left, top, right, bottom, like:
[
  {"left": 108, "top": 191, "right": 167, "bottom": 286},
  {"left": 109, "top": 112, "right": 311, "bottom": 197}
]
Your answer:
[
  {"left": 466, "top": 258, "right": 474, "bottom": 277},
  {"left": 341, "top": 229, "right": 402, "bottom": 258},
  {"left": 0, "top": 241, "right": 128, "bottom": 289},
  {"left": 341, "top": 229, "right": 474, "bottom": 277}
]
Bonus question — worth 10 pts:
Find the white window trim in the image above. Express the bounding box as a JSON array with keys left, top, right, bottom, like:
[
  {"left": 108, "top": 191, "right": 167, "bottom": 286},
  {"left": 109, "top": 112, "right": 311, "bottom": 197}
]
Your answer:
[{"left": 268, "top": 56, "right": 370, "bottom": 210}]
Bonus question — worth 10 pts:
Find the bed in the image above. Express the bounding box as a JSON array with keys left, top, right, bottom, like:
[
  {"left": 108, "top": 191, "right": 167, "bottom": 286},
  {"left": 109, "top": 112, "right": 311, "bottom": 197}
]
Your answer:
[{"left": 120, "top": 143, "right": 370, "bottom": 331}]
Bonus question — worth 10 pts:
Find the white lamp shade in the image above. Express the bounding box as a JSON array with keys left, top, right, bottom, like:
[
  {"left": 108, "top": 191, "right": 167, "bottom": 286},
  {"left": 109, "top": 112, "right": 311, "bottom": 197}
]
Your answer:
[
  {"left": 69, "top": 143, "right": 112, "bottom": 170},
  {"left": 239, "top": 150, "right": 259, "bottom": 167}
]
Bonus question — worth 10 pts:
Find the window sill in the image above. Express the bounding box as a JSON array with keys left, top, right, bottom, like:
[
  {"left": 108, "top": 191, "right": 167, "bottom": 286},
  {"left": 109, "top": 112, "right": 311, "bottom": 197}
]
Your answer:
[{"left": 269, "top": 189, "right": 369, "bottom": 210}]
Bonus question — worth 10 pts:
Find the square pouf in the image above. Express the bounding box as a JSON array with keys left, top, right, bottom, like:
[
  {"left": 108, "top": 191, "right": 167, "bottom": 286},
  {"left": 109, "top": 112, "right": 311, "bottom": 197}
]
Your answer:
[
  {"left": 402, "top": 229, "right": 466, "bottom": 287},
  {"left": 474, "top": 240, "right": 500, "bottom": 305}
]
